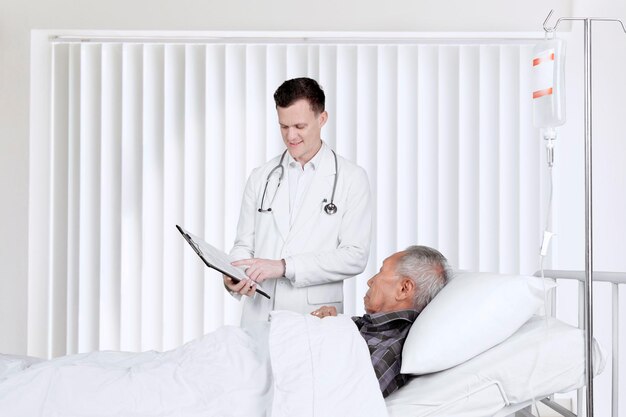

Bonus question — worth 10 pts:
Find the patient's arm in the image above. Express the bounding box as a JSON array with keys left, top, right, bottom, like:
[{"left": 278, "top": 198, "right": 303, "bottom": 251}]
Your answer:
[{"left": 310, "top": 306, "right": 337, "bottom": 318}]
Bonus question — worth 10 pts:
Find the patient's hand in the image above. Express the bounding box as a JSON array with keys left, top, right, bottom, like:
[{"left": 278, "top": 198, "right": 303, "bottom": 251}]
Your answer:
[{"left": 311, "top": 306, "right": 337, "bottom": 318}]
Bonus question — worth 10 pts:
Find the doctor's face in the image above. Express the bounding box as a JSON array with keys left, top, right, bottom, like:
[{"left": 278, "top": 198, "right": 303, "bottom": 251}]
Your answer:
[
  {"left": 277, "top": 99, "right": 328, "bottom": 166},
  {"left": 363, "top": 252, "right": 405, "bottom": 315}
]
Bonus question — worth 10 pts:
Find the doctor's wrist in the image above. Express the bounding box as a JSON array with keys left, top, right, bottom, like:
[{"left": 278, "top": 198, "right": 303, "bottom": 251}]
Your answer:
[
  {"left": 283, "top": 257, "right": 295, "bottom": 281},
  {"left": 280, "top": 258, "right": 286, "bottom": 276}
]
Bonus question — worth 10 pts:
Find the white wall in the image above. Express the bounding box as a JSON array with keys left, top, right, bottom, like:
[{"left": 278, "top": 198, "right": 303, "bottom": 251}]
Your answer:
[
  {"left": 554, "top": 0, "right": 626, "bottom": 270},
  {"left": 551, "top": 0, "right": 626, "bottom": 320},
  {"left": 7, "top": 0, "right": 614, "bottom": 360}
]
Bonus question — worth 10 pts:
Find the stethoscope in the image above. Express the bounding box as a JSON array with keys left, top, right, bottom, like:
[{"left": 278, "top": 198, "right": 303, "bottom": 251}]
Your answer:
[{"left": 258, "top": 149, "right": 339, "bottom": 215}]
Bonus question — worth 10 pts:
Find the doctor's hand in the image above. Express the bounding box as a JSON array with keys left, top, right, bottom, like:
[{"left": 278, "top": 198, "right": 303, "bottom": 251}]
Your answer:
[
  {"left": 311, "top": 306, "right": 337, "bottom": 318},
  {"left": 231, "top": 258, "right": 286, "bottom": 284},
  {"left": 223, "top": 275, "right": 258, "bottom": 297}
]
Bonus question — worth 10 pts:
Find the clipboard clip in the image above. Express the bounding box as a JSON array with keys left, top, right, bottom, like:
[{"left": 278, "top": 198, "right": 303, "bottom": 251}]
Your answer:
[{"left": 185, "top": 233, "right": 204, "bottom": 257}]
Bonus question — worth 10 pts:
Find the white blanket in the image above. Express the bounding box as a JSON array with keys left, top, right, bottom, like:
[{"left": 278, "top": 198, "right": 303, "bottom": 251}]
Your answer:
[
  {"left": 0, "top": 311, "right": 387, "bottom": 417},
  {"left": 269, "top": 311, "right": 388, "bottom": 417}
]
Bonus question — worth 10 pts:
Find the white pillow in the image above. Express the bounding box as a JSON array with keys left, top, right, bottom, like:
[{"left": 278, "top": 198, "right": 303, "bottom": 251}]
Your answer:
[{"left": 401, "top": 272, "right": 555, "bottom": 375}]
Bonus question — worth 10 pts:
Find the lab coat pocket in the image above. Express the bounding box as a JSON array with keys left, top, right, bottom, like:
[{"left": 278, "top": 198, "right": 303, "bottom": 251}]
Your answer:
[{"left": 307, "top": 282, "right": 343, "bottom": 305}]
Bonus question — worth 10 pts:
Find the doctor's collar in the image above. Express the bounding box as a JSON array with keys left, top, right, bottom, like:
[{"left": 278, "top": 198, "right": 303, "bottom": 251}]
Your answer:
[{"left": 286, "top": 141, "right": 327, "bottom": 171}]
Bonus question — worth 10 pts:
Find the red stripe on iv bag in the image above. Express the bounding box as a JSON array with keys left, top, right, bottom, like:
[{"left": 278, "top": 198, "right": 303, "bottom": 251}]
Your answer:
[
  {"left": 533, "top": 88, "right": 553, "bottom": 99},
  {"left": 532, "top": 52, "right": 555, "bottom": 67}
]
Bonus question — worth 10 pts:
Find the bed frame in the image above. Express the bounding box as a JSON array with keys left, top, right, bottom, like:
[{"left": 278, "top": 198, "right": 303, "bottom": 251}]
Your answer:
[{"left": 512, "top": 270, "right": 624, "bottom": 417}]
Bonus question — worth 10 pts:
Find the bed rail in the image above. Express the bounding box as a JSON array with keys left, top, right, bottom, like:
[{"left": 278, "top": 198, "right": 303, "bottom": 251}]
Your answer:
[{"left": 535, "top": 269, "right": 623, "bottom": 417}]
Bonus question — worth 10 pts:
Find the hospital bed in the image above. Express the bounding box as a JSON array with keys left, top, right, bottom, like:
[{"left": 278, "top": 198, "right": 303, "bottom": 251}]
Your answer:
[
  {"left": 387, "top": 270, "right": 622, "bottom": 417},
  {"left": 0, "top": 271, "right": 619, "bottom": 417}
]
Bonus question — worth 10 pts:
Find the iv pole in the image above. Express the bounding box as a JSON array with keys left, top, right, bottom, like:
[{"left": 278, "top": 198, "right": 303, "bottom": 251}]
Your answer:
[{"left": 542, "top": 9, "right": 626, "bottom": 417}]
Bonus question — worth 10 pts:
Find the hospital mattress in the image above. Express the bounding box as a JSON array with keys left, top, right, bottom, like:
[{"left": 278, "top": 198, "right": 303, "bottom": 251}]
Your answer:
[{"left": 385, "top": 315, "right": 606, "bottom": 417}]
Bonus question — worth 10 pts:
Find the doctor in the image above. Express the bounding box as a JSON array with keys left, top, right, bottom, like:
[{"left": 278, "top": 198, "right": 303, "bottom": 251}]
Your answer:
[{"left": 224, "top": 77, "right": 372, "bottom": 326}]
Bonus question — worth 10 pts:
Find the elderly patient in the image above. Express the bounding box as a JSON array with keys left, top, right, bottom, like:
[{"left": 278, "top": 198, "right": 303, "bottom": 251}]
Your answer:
[{"left": 311, "top": 245, "right": 449, "bottom": 397}]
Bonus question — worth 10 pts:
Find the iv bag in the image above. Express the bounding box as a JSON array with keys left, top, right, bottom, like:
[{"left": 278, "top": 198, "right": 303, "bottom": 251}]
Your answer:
[{"left": 532, "top": 38, "right": 566, "bottom": 128}]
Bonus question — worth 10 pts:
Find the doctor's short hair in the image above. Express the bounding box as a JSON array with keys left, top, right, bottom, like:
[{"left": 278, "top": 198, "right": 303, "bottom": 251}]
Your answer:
[
  {"left": 273, "top": 77, "right": 326, "bottom": 115},
  {"left": 396, "top": 245, "right": 449, "bottom": 313}
]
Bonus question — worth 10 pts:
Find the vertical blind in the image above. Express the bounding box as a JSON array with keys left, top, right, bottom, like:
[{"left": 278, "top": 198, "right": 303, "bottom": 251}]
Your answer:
[{"left": 29, "top": 37, "right": 547, "bottom": 358}]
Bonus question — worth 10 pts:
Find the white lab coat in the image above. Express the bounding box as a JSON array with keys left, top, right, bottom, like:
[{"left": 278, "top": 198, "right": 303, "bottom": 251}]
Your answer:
[{"left": 230, "top": 143, "right": 372, "bottom": 326}]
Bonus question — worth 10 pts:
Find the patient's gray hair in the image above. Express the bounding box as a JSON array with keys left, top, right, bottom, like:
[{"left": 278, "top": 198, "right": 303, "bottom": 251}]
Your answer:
[{"left": 396, "top": 246, "right": 449, "bottom": 313}]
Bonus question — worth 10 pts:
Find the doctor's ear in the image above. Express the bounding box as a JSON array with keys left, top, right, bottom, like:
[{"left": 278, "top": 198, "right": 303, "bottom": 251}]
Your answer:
[{"left": 317, "top": 111, "right": 328, "bottom": 127}]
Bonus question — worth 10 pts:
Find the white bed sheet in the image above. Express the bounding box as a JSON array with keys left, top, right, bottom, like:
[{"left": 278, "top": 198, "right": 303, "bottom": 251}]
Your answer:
[{"left": 386, "top": 316, "right": 606, "bottom": 417}]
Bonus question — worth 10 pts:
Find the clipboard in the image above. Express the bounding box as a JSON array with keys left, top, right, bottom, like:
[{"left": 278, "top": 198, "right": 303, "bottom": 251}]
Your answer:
[{"left": 176, "top": 225, "right": 271, "bottom": 299}]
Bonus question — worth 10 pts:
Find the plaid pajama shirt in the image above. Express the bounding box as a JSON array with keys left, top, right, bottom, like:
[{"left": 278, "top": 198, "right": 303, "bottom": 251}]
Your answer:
[{"left": 352, "top": 309, "right": 418, "bottom": 398}]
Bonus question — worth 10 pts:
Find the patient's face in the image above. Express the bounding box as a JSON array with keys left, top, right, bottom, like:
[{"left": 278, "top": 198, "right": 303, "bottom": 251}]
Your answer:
[{"left": 363, "top": 252, "right": 404, "bottom": 314}]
